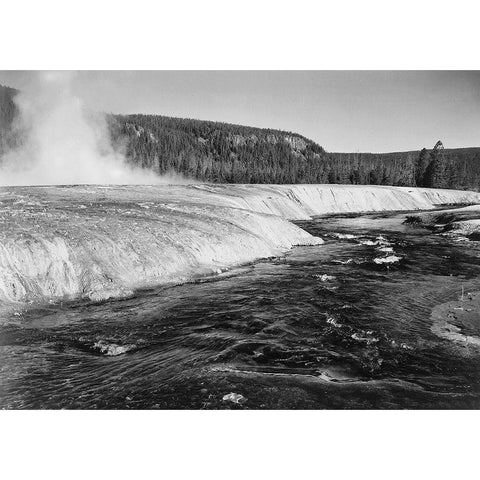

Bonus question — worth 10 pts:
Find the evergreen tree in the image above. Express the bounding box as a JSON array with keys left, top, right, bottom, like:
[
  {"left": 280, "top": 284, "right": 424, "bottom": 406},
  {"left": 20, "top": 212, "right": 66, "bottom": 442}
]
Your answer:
[
  {"left": 425, "top": 141, "right": 446, "bottom": 188},
  {"left": 415, "top": 148, "right": 430, "bottom": 187}
]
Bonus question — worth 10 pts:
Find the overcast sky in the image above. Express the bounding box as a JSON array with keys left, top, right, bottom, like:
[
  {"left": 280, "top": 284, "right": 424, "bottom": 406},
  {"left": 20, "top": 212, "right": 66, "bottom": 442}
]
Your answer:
[{"left": 1, "top": 71, "right": 479, "bottom": 153}]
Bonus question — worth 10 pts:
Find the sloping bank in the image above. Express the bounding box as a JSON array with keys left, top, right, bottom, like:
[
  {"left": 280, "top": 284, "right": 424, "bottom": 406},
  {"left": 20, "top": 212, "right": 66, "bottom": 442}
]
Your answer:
[
  {"left": 404, "top": 204, "right": 480, "bottom": 239},
  {"left": 0, "top": 184, "right": 479, "bottom": 309}
]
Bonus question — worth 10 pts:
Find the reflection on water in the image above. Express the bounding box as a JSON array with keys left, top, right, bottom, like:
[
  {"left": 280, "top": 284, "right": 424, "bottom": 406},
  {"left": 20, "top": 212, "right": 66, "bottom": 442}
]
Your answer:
[{"left": 1, "top": 211, "right": 480, "bottom": 409}]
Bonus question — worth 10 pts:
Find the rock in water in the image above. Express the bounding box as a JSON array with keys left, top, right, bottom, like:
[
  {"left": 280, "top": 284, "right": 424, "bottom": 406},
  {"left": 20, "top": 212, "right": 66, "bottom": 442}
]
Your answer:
[
  {"left": 222, "top": 392, "right": 247, "bottom": 404},
  {"left": 373, "top": 255, "right": 402, "bottom": 265}
]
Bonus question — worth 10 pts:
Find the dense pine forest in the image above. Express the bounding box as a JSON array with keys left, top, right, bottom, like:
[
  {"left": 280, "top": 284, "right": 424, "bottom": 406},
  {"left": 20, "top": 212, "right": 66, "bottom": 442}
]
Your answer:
[{"left": 1, "top": 84, "right": 480, "bottom": 189}]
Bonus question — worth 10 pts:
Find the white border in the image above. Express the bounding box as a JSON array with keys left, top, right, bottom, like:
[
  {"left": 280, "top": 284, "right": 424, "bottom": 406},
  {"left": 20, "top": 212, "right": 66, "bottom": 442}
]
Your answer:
[
  {"left": 1, "top": 1, "right": 480, "bottom": 479},
  {"left": 1, "top": 0, "right": 479, "bottom": 70},
  {"left": 1, "top": 411, "right": 480, "bottom": 479}
]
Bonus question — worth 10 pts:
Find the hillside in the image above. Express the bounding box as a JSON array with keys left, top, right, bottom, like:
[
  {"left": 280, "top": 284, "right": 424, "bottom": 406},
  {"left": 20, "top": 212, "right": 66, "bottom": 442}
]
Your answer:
[
  {"left": 108, "top": 113, "right": 328, "bottom": 183},
  {"left": 1, "top": 83, "right": 480, "bottom": 189}
]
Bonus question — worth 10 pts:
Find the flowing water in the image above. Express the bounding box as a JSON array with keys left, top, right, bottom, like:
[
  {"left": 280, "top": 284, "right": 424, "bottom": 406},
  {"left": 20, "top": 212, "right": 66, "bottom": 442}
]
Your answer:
[{"left": 1, "top": 209, "right": 480, "bottom": 409}]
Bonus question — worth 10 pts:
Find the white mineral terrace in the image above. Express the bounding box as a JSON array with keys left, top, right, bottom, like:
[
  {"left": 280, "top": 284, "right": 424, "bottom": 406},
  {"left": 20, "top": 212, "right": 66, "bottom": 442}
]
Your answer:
[{"left": 1, "top": 184, "right": 479, "bottom": 308}]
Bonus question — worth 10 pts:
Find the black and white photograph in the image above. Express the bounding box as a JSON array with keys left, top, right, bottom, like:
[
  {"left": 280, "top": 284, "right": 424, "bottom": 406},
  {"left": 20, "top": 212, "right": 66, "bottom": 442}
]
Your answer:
[
  {"left": 2, "top": 69, "right": 480, "bottom": 411},
  {"left": 1, "top": 1, "right": 479, "bottom": 479}
]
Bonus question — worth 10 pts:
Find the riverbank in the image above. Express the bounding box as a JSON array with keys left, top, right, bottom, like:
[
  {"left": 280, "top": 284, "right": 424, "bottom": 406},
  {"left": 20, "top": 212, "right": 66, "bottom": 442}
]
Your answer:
[
  {"left": 431, "top": 290, "right": 480, "bottom": 352},
  {"left": 405, "top": 205, "right": 480, "bottom": 239},
  {"left": 1, "top": 184, "right": 479, "bottom": 313}
]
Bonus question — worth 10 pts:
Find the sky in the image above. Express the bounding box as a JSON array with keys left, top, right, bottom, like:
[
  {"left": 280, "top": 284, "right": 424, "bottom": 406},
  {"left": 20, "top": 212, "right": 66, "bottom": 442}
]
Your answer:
[{"left": 0, "top": 71, "right": 479, "bottom": 153}]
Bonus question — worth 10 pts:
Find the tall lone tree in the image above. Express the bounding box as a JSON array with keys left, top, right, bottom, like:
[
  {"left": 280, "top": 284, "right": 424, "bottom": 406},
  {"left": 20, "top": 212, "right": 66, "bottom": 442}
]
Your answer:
[{"left": 424, "top": 140, "right": 446, "bottom": 188}]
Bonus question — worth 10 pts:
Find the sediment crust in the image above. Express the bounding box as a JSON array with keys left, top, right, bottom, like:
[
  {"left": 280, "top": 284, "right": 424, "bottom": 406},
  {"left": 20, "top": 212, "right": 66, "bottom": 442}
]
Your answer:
[{"left": 1, "top": 184, "right": 479, "bottom": 309}]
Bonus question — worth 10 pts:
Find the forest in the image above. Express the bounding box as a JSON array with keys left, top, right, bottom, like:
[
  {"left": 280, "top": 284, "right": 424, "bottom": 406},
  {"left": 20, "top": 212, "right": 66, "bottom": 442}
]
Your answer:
[{"left": 1, "top": 83, "right": 480, "bottom": 189}]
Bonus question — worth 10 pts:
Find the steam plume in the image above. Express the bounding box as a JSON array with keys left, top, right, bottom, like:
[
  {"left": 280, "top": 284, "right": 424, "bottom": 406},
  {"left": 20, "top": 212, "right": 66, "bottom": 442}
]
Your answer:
[{"left": 0, "top": 72, "right": 179, "bottom": 186}]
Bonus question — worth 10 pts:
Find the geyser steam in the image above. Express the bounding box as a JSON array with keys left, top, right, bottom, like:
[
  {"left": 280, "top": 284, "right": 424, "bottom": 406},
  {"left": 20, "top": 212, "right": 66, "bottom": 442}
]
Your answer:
[{"left": 0, "top": 72, "right": 168, "bottom": 186}]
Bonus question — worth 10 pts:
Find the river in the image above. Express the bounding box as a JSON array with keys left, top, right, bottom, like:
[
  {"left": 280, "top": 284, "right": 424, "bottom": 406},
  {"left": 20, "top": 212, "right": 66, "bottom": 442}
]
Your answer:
[{"left": 1, "top": 209, "right": 480, "bottom": 409}]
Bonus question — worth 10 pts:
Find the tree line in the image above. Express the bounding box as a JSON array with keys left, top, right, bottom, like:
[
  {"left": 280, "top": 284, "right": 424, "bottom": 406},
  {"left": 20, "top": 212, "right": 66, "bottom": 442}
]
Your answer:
[
  {"left": 1, "top": 84, "right": 480, "bottom": 190},
  {"left": 327, "top": 140, "right": 480, "bottom": 190},
  {"left": 110, "top": 114, "right": 480, "bottom": 190}
]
